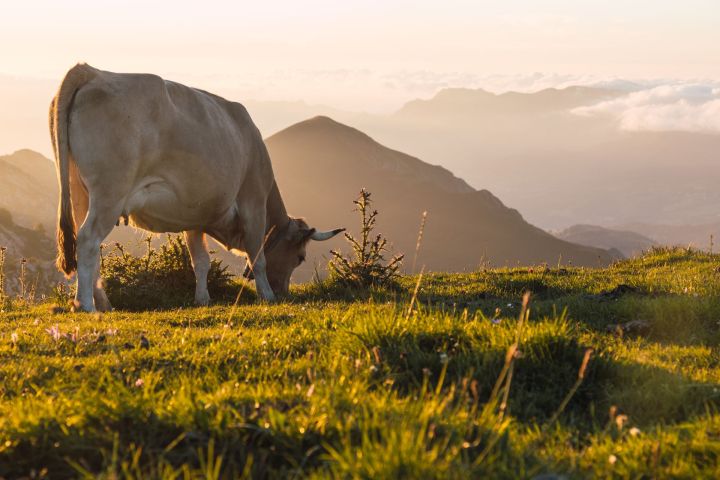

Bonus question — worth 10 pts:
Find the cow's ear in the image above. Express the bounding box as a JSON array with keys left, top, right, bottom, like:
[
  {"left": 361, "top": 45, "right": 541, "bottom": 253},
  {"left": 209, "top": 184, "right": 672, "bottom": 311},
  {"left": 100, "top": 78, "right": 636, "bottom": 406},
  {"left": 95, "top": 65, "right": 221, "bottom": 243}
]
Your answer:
[{"left": 292, "top": 227, "right": 316, "bottom": 244}]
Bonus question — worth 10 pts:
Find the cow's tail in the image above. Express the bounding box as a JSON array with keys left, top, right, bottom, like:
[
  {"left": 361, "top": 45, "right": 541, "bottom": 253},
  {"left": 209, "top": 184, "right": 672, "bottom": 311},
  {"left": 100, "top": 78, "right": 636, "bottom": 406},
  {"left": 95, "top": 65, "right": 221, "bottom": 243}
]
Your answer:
[{"left": 50, "top": 63, "right": 98, "bottom": 277}]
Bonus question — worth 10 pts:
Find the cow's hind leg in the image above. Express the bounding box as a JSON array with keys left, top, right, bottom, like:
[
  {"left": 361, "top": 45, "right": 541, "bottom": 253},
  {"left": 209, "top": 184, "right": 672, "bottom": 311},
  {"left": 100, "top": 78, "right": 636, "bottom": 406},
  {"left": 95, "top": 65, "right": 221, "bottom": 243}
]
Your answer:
[
  {"left": 74, "top": 202, "right": 121, "bottom": 312},
  {"left": 69, "top": 169, "right": 113, "bottom": 312},
  {"left": 185, "top": 230, "right": 211, "bottom": 306}
]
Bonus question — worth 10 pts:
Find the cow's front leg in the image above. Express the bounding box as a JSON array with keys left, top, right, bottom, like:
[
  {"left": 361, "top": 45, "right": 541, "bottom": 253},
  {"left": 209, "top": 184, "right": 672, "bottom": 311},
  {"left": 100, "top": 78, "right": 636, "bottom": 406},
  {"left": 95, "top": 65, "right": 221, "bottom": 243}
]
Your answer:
[
  {"left": 241, "top": 221, "right": 276, "bottom": 302},
  {"left": 185, "top": 230, "right": 211, "bottom": 306}
]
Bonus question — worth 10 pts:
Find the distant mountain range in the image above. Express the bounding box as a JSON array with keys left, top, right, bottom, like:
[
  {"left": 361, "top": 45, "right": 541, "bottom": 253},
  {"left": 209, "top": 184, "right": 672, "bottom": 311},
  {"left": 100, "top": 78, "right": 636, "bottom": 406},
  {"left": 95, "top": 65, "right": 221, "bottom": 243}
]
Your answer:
[
  {"left": 554, "top": 224, "right": 656, "bottom": 258},
  {"left": 618, "top": 222, "right": 720, "bottom": 251},
  {"left": 266, "top": 116, "right": 615, "bottom": 277},
  {"left": 0, "top": 116, "right": 618, "bottom": 285},
  {"left": 242, "top": 87, "right": 720, "bottom": 232},
  {"left": 396, "top": 86, "right": 622, "bottom": 117},
  {"left": 4, "top": 80, "right": 718, "bottom": 232}
]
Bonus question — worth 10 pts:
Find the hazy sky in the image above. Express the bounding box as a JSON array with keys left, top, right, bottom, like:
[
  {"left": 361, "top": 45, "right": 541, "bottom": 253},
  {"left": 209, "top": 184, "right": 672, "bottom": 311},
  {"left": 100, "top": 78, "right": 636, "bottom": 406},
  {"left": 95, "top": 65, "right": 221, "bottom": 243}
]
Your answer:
[
  {"left": 2, "top": 0, "right": 719, "bottom": 110},
  {"left": 2, "top": 0, "right": 719, "bottom": 156}
]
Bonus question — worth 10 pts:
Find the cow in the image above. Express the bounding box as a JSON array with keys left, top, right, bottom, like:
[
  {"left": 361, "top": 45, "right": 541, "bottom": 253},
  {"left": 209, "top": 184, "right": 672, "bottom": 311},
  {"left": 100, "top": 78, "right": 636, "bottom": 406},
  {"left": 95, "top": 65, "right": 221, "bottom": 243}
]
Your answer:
[{"left": 49, "top": 63, "right": 343, "bottom": 312}]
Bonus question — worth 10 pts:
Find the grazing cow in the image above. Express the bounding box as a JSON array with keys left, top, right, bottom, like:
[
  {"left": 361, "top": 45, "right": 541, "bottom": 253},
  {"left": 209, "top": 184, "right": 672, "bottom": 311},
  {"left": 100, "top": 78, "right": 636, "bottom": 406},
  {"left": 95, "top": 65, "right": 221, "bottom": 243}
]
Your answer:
[{"left": 49, "top": 63, "right": 343, "bottom": 312}]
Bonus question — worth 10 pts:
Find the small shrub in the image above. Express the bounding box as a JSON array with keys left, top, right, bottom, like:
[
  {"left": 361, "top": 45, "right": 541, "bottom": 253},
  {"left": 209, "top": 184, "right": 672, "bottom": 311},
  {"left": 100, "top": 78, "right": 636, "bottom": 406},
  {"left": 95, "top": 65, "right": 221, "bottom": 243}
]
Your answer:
[
  {"left": 101, "top": 235, "right": 235, "bottom": 310},
  {"left": 329, "top": 189, "right": 404, "bottom": 289}
]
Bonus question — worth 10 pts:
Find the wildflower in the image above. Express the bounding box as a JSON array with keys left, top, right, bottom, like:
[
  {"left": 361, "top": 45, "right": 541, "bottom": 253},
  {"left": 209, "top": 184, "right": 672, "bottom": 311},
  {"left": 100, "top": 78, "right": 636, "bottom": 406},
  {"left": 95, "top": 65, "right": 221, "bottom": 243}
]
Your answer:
[
  {"left": 46, "top": 325, "right": 62, "bottom": 342},
  {"left": 10, "top": 332, "right": 18, "bottom": 344},
  {"left": 66, "top": 327, "right": 79, "bottom": 344},
  {"left": 608, "top": 454, "right": 617, "bottom": 465},
  {"left": 134, "top": 378, "right": 144, "bottom": 388},
  {"left": 439, "top": 352, "right": 449, "bottom": 364},
  {"left": 629, "top": 427, "right": 641, "bottom": 437}
]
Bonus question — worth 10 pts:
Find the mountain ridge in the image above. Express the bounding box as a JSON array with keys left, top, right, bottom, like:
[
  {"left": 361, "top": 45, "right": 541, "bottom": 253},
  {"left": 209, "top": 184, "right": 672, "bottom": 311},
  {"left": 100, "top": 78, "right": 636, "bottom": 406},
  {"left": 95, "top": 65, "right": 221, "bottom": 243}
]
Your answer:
[
  {"left": 265, "top": 116, "right": 615, "bottom": 276},
  {"left": 0, "top": 115, "right": 616, "bottom": 283}
]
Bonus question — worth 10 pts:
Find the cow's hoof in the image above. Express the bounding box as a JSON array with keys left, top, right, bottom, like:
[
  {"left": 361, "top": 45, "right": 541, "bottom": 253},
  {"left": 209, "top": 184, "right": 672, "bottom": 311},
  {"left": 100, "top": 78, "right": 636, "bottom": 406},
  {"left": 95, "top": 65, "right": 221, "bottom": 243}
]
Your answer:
[
  {"left": 71, "top": 300, "right": 96, "bottom": 313},
  {"left": 94, "top": 296, "right": 114, "bottom": 312},
  {"left": 194, "top": 292, "right": 211, "bottom": 306}
]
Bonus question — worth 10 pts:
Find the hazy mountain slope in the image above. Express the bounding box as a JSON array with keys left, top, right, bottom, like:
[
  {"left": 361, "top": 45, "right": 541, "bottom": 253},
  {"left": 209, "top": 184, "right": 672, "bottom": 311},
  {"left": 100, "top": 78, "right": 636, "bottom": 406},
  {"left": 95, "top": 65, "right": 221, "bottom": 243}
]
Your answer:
[
  {"left": 0, "top": 208, "right": 53, "bottom": 260},
  {"left": 555, "top": 224, "right": 656, "bottom": 258},
  {"left": 266, "top": 116, "right": 614, "bottom": 278},
  {"left": 0, "top": 150, "right": 57, "bottom": 229},
  {"left": 332, "top": 87, "right": 720, "bottom": 230},
  {"left": 492, "top": 132, "right": 720, "bottom": 228},
  {"left": 0, "top": 207, "right": 57, "bottom": 295},
  {"left": 619, "top": 222, "right": 720, "bottom": 251}
]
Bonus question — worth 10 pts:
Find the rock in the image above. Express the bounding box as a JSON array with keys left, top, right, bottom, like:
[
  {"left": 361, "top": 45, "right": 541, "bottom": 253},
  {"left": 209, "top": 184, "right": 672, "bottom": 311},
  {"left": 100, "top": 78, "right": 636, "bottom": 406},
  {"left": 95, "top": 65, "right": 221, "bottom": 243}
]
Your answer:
[
  {"left": 606, "top": 319, "right": 651, "bottom": 336},
  {"left": 591, "top": 284, "right": 638, "bottom": 301}
]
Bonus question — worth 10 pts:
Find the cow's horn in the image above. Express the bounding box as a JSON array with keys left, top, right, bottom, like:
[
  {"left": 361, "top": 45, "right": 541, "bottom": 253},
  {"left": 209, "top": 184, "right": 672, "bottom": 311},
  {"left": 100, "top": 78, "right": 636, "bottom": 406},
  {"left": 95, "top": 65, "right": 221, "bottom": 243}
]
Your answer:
[{"left": 310, "top": 228, "right": 345, "bottom": 241}]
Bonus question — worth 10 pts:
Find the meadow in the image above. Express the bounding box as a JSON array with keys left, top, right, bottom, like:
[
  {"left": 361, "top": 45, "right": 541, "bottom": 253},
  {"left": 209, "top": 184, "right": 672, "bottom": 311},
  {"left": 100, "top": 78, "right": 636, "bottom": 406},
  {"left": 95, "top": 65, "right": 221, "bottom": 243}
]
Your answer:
[{"left": 1, "top": 246, "right": 720, "bottom": 478}]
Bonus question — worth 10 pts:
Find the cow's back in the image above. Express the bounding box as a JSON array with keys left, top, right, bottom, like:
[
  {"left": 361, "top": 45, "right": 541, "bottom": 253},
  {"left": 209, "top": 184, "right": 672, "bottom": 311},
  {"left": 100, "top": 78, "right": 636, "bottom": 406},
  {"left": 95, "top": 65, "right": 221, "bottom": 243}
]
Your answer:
[{"left": 68, "top": 68, "right": 267, "bottom": 223}]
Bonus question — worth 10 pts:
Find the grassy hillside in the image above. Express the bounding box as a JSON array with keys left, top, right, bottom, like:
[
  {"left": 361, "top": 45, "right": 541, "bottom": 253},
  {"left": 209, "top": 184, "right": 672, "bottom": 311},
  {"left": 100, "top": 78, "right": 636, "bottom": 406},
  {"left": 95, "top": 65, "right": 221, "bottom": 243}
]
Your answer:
[{"left": 1, "top": 247, "right": 720, "bottom": 477}]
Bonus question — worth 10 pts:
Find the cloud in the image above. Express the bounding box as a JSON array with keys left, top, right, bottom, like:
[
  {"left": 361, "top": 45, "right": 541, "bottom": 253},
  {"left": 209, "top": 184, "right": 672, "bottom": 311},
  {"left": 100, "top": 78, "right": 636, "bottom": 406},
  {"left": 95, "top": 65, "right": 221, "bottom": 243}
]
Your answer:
[{"left": 573, "top": 83, "right": 720, "bottom": 133}]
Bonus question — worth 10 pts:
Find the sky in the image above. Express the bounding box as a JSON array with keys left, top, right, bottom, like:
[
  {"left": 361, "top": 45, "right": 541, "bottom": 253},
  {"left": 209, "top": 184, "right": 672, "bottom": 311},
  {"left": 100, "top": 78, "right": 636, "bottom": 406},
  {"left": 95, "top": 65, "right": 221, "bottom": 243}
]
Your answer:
[
  {"left": 2, "top": 0, "right": 719, "bottom": 109},
  {"left": 1, "top": 0, "right": 719, "bottom": 155}
]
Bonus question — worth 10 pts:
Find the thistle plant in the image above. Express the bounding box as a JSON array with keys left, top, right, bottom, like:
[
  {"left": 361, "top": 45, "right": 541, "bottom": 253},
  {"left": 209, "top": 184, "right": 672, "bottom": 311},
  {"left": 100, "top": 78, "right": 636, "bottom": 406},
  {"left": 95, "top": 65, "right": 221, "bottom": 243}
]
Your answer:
[{"left": 329, "top": 189, "right": 404, "bottom": 288}]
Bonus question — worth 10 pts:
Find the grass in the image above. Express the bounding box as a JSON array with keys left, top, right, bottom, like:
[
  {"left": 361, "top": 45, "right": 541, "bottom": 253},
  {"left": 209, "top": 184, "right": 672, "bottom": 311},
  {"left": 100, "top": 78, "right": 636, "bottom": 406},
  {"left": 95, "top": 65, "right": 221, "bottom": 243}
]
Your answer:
[{"left": 1, "top": 247, "right": 720, "bottom": 477}]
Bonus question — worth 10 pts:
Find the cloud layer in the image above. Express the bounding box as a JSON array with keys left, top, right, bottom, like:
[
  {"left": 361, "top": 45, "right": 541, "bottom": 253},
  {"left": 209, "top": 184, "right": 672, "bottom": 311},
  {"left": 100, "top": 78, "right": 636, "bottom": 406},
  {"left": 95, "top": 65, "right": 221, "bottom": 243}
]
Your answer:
[{"left": 573, "top": 83, "right": 720, "bottom": 133}]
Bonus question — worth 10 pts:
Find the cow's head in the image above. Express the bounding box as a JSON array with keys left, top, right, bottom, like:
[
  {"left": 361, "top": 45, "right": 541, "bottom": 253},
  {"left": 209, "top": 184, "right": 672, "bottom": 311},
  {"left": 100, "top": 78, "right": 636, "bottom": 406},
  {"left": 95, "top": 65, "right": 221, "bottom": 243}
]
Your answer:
[{"left": 244, "top": 218, "right": 344, "bottom": 296}]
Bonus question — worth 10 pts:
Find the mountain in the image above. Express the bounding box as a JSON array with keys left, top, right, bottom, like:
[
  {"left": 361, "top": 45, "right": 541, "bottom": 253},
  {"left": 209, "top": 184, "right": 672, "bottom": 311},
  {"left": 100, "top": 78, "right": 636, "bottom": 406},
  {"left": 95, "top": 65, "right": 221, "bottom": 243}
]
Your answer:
[
  {"left": 0, "top": 207, "right": 58, "bottom": 295},
  {"left": 0, "top": 117, "right": 617, "bottom": 284},
  {"left": 266, "top": 116, "right": 615, "bottom": 278},
  {"left": 320, "top": 87, "right": 720, "bottom": 231},
  {"left": 397, "top": 86, "right": 622, "bottom": 117},
  {"left": 554, "top": 225, "right": 656, "bottom": 258},
  {"left": 618, "top": 222, "right": 720, "bottom": 251},
  {"left": 0, "top": 150, "right": 57, "bottom": 229}
]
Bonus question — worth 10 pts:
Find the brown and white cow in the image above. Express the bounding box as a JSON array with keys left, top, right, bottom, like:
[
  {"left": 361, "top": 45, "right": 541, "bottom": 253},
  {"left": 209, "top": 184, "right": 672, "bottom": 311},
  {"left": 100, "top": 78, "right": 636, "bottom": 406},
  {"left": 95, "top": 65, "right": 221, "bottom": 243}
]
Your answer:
[{"left": 49, "top": 63, "right": 343, "bottom": 312}]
